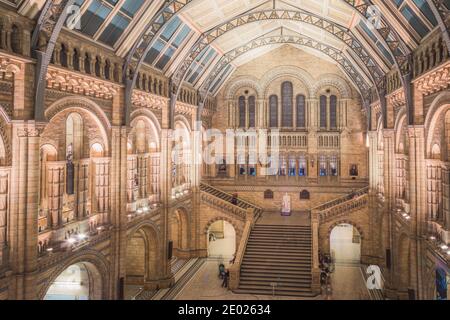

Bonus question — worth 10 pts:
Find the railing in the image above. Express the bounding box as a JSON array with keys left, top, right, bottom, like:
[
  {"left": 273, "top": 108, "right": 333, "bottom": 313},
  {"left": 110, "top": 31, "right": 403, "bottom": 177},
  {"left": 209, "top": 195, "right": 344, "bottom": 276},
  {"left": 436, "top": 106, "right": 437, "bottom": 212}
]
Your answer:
[
  {"left": 310, "top": 187, "right": 369, "bottom": 294},
  {"left": 200, "top": 192, "right": 249, "bottom": 220},
  {"left": 229, "top": 208, "right": 258, "bottom": 290},
  {"left": 312, "top": 186, "right": 369, "bottom": 212},
  {"left": 37, "top": 229, "right": 111, "bottom": 271},
  {"left": 200, "top": 183, "right": 263, "bottom": 216}
]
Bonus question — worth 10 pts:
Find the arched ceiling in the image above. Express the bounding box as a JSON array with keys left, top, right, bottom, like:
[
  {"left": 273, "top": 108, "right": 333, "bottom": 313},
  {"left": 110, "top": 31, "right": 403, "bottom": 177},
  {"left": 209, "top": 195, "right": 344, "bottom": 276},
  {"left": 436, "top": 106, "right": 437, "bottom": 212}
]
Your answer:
[{"left": 17, "top": 0, "right": 450, "bottom": 123}]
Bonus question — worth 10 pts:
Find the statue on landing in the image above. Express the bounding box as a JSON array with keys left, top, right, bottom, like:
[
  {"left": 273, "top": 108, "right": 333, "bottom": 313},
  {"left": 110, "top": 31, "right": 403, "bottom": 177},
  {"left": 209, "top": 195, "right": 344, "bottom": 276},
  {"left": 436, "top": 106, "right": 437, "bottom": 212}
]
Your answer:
[{"left": 281, "top": 193, "right": 291, "bottom": 216}]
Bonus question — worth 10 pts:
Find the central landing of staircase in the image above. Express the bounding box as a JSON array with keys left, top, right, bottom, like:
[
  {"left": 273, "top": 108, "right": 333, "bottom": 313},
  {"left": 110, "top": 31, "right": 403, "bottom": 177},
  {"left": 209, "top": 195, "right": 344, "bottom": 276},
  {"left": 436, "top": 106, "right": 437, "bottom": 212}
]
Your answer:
[{"left": 235, "top": 222, "right": 316, "bottom": 297}]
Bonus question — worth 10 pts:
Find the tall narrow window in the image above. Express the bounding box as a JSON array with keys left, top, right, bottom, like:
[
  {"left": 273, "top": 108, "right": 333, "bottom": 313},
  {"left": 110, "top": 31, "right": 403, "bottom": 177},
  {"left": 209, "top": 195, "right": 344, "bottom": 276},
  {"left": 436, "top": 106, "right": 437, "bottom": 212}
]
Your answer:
[
  {"left": 296, "top": 95, "right": 306, "bottom": 128},
  {"left": 239, "top": 96, "right": 246, "bottom": 128},
  {"left": 282, "top": 82, "right": 293, "bottom": 127},
  {"left": 299, "top": 156, "right": 307, "bottom": 176},
  {"left": 269, "top": 95, "right": 278, "bottom": 128},
  {"left": 319, "top": 155, "right": 327, "bottom": 176},
  {"left": 320, "top": 95, "right": 327, "bottom": 129},
  {"left": 249, "top": 96, "right": 256, "bottom": 128},
  {"left": 330, "top": 95, "right": 337, "bottom": 129},
  {"left": 66, "top": 114, "right": 83, "bottom": 195}
]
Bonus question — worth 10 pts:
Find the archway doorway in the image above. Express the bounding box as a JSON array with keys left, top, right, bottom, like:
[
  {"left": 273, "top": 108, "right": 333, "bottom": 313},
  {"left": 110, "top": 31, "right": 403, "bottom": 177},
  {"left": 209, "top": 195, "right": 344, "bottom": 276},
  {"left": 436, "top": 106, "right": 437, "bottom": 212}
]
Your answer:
[
  {"left": 330, "top": 223, "right": 361, "bottom": 265},
  {"left": 124, "top": 226, "right": 159, "bottom": 299},
  {"left": 207, "top": 220, "right": 236, "bottom": 260},
  {"left": 170, "top": 208, "right": 189, "bottom": 259},
  {"left": 44, "top": 263, "right": 101, "bottom": 300}
]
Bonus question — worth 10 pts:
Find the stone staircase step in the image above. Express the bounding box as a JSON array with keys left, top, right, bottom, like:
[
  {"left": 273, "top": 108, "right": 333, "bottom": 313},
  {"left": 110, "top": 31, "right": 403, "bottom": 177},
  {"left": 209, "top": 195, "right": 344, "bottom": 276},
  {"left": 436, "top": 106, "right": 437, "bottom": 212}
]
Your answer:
[
  {"left": 235, "top": 287, "right": 317, "bottom": 297},
  {"left": 241, "top": 263, "right": 311, "bottom": 271}
]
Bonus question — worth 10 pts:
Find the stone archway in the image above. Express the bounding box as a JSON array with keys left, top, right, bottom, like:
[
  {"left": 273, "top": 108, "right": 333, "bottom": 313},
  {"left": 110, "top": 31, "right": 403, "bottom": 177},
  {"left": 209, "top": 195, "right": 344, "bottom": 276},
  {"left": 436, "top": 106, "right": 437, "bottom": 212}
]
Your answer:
[
  {"left": 329, "top": 223, "right": 362, "bottom": 265},
  {"left": 44, "top": 262, "right": 102, "bottom": 300},
  {"left": 206, "top": 220, "right": 237, "bottom": 260},
  {"left": 170, "top": 207, "right": 190, "bottom": 259},
  {"left": 125, "top": 224, "right": 160, "bottom": 287}
]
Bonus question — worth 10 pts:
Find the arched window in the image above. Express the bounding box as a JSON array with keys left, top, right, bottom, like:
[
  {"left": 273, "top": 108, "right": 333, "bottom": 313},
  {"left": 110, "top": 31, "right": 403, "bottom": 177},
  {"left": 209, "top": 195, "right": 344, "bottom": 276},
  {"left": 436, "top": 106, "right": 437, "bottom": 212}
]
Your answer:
[
  {"left": 330, "top": 95, "right": 337, "bottom": 129},
  {"left": 296, "top": 95, "right": 306, "bottom": 128},
  {"left": 248, "top": 96, "right": 256, "bottom": 128},
  {"left": 281, "top": 82, "right": 293, "bottom": 127},
  {"left": 104, "top": 60, "right": 111, "bottom": 80},
  {"left": 60, "top": 44, "right": 68, "bottom": 67},
  {"left": 66, "top": 113, "right": 83, "bottom": 195},
  {"left": 269, "top": 95, "right": 278, "bottom": 128},
  {"left": 320, "top": 95, "right": 327, "bottom": 129},
  {"left": 95, "top": 57, "right": 101, "bottom": 77},
  {"left": 11, "top": 25, "right": 21, "bottom": 54},
  {"left": 238, "top": 96, "right": 246, "bottom": 128},
  {"left": 84, "top": 53, "right": 91, "bottom": 74},
  {"left": 73, "top": 48, "right": 80, "bottom": 71}
]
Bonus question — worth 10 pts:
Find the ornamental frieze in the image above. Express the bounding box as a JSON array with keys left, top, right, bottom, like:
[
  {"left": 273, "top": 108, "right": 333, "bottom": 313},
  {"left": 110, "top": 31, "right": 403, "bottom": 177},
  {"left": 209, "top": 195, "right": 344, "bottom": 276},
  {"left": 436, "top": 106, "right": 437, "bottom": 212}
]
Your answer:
[{"left": 46, "top": 67, "right": 119, "bottom": 100}]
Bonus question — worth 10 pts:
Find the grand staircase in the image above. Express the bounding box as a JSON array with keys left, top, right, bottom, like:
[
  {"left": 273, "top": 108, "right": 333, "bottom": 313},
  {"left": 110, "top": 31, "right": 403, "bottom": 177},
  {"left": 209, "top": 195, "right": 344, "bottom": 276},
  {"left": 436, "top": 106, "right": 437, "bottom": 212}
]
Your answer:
[
  {"left": 235, "top": 223, "right": 316, "bottom": 297},
  {"left": 200, "top": 183, "right": 263, "bottom": 216}
]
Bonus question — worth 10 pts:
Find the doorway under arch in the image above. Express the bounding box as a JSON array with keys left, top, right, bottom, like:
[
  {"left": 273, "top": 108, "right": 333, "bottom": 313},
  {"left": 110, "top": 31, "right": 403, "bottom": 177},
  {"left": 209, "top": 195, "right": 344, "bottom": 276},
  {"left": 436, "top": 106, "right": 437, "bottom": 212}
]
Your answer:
[
  {"left": 330, "top": 223, "right": 361, "bottom": 265},
  {"left": 207, "top": 220, "right": 236, "bottom": 260},
  {"left": 44, "top": 262, "right": 102, "bottom": 300}
]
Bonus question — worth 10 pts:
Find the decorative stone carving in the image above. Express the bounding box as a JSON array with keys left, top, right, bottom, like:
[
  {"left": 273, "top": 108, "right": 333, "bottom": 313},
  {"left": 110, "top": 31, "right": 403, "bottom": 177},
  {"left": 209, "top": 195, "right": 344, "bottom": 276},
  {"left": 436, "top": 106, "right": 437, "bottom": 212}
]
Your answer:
[{"left": 46, "top": 67, "right": 119, "bottom": 100}]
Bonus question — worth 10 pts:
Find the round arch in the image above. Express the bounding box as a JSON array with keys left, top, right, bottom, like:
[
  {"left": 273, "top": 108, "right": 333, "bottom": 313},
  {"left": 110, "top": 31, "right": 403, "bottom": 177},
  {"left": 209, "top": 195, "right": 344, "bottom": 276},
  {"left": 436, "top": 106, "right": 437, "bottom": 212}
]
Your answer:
[
  {"left": 312, "top": 73, "right": 352, "bottom": 99},
  {"left": 225, "top": 76, "right": 264, "bottom": 100},
  {"left": 329, "top": 223, "right": 362, "bottom": 265},
  {"left": 39, "top": 250, "right": 109, "bottom": 300},
  {"left": 425, "top": 91, "right": 450, "bottom": 157},
  {"left": 45, "top": 97, "right": 111, "bottom": 154},
  {"left": 260, "top": 65, "right": 315, "bottom": 97},
  {"left": 130, "top": 109, "right": 162, "bottom": 149}
]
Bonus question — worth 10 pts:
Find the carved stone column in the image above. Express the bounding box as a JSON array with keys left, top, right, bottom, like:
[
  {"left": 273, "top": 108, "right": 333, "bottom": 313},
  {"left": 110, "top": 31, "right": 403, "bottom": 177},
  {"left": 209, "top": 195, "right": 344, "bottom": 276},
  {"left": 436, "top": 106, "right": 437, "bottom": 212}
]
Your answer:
[
  {"left": 47, "top": 162, "right": 64, "bottom": 228},
  {"left": 159, "top": 128, "right": 175, "bottom": 287},
  {"left": 407, "top": 126, "right": 427, "bottom": 299},
  {"left": 77, "top": 159, "right": 89, "bottom": 219},
  {"left": 0, "top": 169, "right": 9, "bottom": 267},
  {"left": 127, "top": 155, "right": 137, "bottom": 212},
  {"left": 9, "top": 123, "right": 42, "bottom": 299}
]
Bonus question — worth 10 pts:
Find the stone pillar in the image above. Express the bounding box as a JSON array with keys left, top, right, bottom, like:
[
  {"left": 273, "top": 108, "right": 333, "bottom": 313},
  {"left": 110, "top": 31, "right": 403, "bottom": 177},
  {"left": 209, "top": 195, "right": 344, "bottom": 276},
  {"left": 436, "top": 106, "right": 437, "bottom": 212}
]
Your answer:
[
  {"left": 9, "top": 123, "right": 42, "bottom": 299},
  {"left": 0, "top": 169, "right": 9, "bottom": 267},
  {"left": 368, "top": 131, "right": 378, "bottom": 191},
  {"left": 109, "top": 125, "right": 128, "bottom": 299},
  {"left": 77, "top": 159, "right": 89, "bottom": 219},
  {"left": 383, "top": 130, "right": 396, "bottom": 211},
  {"left": 159, "top": 128, "right": 175, "bottom": 287},
  {"left": 407, "top": 126, "right": 427, "bottom": 299}
]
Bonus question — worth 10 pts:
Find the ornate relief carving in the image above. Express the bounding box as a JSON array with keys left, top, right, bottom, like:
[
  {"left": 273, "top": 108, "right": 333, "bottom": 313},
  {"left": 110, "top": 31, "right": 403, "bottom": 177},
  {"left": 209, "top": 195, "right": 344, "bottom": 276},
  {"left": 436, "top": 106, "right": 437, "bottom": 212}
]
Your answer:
[
  {"left": 387, "top": 88, "right": 406, "bottom": 108},
  {"left": 131, "top": 90, "right": 168, "bottom": 110},
  {"left": 414, "top": 61, "right": 450, "bottom": 96},
  {"left": 0, "top": 56, "right": 21, "bottom": 78},
  {"left": 46, "top": 67, "right": 119, "bottom": 100}
]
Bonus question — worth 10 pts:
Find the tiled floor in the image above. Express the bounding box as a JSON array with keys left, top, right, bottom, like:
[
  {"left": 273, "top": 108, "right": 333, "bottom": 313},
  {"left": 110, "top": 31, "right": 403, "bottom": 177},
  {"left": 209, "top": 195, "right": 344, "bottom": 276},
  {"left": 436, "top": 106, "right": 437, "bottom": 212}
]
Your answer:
[{"left": 175, "top": 259, "right": 369, "bottom": 300}]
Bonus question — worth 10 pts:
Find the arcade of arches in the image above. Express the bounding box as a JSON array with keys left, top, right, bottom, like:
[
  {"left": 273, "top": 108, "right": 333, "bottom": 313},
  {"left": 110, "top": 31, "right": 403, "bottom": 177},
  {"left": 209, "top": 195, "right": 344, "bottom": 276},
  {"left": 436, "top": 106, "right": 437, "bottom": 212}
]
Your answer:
[{"left": 0, "top": 0, "right": 449, "bottom": 301}]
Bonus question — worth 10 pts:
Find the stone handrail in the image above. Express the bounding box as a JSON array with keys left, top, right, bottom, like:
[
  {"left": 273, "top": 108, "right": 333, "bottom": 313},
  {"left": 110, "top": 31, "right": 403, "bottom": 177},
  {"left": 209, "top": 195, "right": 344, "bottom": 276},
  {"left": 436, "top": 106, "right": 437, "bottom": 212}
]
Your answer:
[
  {"left": 37, "top": 230, "right": 111, "bottom": 271},
  {"left": 200, "top": 183, "right": 263, "bottom": 216},
  {"left": 229, "top": 208, "right": 256, "bottom": 291},
  {"left": 316, "top": 193, "right": 369, "bottom": 223},
  {"left": 200, "top": 191, "right": 249, "bottom": 220},
  {"left": 312, "top": 186, "right": 369, "bottom": 212},
  {"left": 311, "top": 210, "right": 321, "bottom": 295}
]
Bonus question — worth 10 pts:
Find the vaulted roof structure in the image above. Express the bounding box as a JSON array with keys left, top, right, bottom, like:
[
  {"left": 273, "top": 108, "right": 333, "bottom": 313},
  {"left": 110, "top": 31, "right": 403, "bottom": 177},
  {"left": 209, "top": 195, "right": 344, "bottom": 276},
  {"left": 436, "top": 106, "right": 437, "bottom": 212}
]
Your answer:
[{"left": 9, "top": 0, "right": 450, "bottom": 120}]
